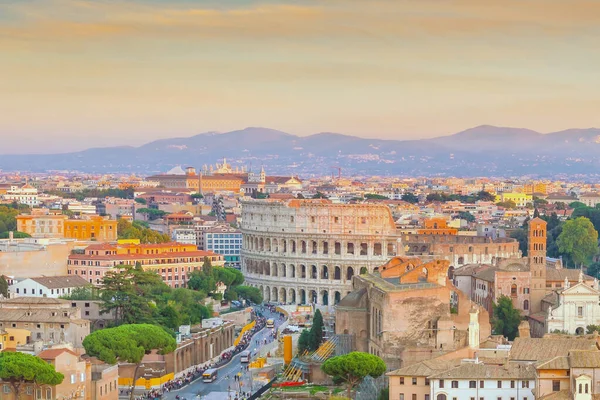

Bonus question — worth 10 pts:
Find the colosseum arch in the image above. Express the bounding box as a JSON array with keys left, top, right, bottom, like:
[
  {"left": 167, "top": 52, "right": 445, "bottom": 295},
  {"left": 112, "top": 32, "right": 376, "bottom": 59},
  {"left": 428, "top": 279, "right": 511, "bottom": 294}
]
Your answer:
[
  {"left": 272, "top": 263, "right": 278, "bottom": 277},
  {"left": 311, "top": 265, "right": 318, "bottom": 279},
  {"left": 259, "top": 237, "right": 264, "bottom": 251},
  {"left": 347, "top": 267, "right": 354, "bottom": 281},
  {"left": 291, "top": 240, "right": 296, "bottom": 253},
  {"left": 280, "top": 263, "right": 286, "bottom": 277},
  {"left": 321, "top": 265, "right": 329, "bottom": 279},
  {"left": 288, "top": 264, "right": 296, "bottom": 278},
  {"left": 300, "top": 240, "right": 307, "bottom": 254},
  {"left": 321, "top": 290, "right": 329, "bottom": 305},
  {"left": 264, "top": 286, "right": 271, "bottom": 302},
  {"left": 265, "top": 238, "right": 271, "bottom": 251},
  {"left": 334, "top": 291, "right": 341, "bottom": 304},
  {"left": 273, "top": 239, "right": 279, "bottom": 252},
  {"left": 279, "top": 288, "right": 287, "bottom": 303},
  {"left": 300, "top": 265, "right": 306, "bottom": 278},
  {"left": 254, "top": 237, "right": 258, "bottom": 251},
  {"left": 300, "top": 289, "right": 306, "bottom": 304},
  {"left": 311, "top": 241, "right": 318, "bottom": 254},
  {"left": 289, "top": 288, "right": 296, "bottom": 303},
  {"left": 334, "top": 266, "right": 341, "bottom": 280},
  {"left": 272, "top": 287, "right": 278, "bottom": 302},
  {"left": 309, "top": 290, "right": 318, "bottom": 304}
]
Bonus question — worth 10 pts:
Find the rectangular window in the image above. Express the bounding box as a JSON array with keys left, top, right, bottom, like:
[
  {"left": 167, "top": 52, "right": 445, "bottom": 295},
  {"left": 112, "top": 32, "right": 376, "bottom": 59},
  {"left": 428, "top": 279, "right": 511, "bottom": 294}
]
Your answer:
[
  {"left": 522, "top": 380, "right": 529, "bottom": 388},
  {"left": 425, "top": 396, "right": 430, "bottom": 400},
  {"left": 497, "top": 380, "right": 502, "bottom": 388},
  {"left": 439, "top": 380, "right": 444, "bottom": 388},
  {"left": 425, "top": 378, "right": 430, "bottom": 386},
  {"left": 511, "top": 380, "right": 515, "bottom": 388},
  {"left": 451, "top": 381, "right": 458, "bottom": 388},
  {"left": 480, "top": 380, "right": 484, "bottom": 388},
  {"left": 412, "top": 395, "right": 416, "bottom": 400},
  {"left": 399, "top": 377, "right": 404, "bottom": 385},
  {"left": 412, "top": 377, "right": 417, "bottom": 385},
  {"left": 399, "top": 395, "right": 404, "bottom": 400},
  {"left": 71, "top": 374, "right": 76, "bottom": 384},
  {"left": 552, "top": 380, "right": 560, "bottom": 391},
  {"left": 3, "top": 385, "right": 10, "bottom": 394},
  {"left": 469, "top": 381, "right": 476, "bottom": 388},
  {"left": 578, "top": 307, "right": 583, "bottom": 317}
]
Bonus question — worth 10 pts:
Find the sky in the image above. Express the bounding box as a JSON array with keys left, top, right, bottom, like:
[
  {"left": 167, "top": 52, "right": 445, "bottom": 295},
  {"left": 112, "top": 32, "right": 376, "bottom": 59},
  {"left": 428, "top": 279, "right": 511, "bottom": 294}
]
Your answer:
[{"left": 1, "top": 0, "right": 600, "bottom": 154}]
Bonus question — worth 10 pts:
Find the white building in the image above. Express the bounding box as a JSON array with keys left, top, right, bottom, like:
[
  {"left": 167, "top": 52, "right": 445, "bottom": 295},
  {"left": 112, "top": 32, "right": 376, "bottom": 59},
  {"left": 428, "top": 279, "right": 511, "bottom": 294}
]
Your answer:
[
  {"left": 546, "top": 274, "right": 600, "bottom": 335},
  {"left": 171, "top": 228, "right": 198, "bottom": 246},
  {"left": 204, "top": 226, "right": 242, "bottom": 268},
  {"left": 2, "top": 184, "right": 39, "bottom": 206},
  {"left": 429, "top": 362, "right": 536, "bottom": 400},
  {"left": 9, "top": 275, "right": 90, "bottom": 298}
]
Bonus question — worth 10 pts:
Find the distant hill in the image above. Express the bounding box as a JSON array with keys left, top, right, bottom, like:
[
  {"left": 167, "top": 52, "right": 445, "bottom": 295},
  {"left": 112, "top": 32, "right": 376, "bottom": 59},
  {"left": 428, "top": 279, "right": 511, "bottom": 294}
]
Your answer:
[{"left": 2, "top": 125, "right": 600, "bottom": 177}]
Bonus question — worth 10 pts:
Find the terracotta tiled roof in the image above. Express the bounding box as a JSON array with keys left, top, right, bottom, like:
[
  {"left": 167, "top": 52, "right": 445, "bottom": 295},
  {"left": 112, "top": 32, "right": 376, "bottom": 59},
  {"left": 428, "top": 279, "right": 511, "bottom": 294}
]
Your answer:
[
  {"left": 30, "top": 275, "right": 89, "bottom": 289},
  {"left": 428, "top": 363, "right": 536, "bottom": 380},
  {"left": 546, "top": 268, "right": 592, "bottom": 282},
  {"left": 38, "top": 348, "right": 78, "bottom": 360},
  {"left": 69, "top": 250, "right": 220, "bottom": 261},
  {"left": 538, "top": 391, "right": 570, "bottom": 400},
  {"left": 510, "top": 337, "right": 598, "bottom": 362},
  {"left": 569, "top": 350, "right": 600, "bottom": 368},
  {"left": 387, "top": 358, "right": 460, "bottom": 377},
  {"left": 535, "top": 356, "right": 570, "bottom": 370}
]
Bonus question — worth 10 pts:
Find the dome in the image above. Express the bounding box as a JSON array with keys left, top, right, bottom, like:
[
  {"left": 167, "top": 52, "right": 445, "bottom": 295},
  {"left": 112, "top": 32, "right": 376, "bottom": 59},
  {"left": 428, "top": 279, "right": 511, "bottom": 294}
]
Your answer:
[{"left": 166, "top": 166, "right": 186, "bottom": 175}]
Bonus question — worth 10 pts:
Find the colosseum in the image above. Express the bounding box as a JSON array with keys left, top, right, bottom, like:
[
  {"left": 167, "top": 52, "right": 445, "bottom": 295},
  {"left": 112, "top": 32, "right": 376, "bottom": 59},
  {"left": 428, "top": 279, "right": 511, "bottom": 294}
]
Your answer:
[{"left": 240, "top": 199, "right": 521, "bottom": 307}]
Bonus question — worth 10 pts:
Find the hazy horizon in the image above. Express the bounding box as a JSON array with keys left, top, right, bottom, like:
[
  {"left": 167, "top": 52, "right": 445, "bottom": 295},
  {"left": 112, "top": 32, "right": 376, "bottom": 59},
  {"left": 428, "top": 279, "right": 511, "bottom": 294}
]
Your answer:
[{"left": 2, "top": 0, "right": 600, "bottom": 154}]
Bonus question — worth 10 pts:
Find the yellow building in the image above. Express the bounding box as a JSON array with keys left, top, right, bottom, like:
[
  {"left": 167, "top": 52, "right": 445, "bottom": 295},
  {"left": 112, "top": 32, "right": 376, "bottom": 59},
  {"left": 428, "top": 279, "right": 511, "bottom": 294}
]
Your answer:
[
  {"left": 523, "top": 182, "right": 548, "bottom": 195},
  {"left": 16, "top": 210, "right": 68, "bottom": 238},
  {"left": 64, "top": 216, "right": 118, "bottom": 241},
  {"left": 497, "top": 192, "right": 533, "bottom": 207},
  {"left": 0, "top": 328, "right": 31, "bottom": 351}
]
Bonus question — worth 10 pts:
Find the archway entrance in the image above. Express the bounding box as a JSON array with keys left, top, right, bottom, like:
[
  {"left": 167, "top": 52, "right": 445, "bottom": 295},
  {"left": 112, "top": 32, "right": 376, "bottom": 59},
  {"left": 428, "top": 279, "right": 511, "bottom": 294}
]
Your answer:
[{"left": 576, "top": 327, "right": 585, "bottom": 335}]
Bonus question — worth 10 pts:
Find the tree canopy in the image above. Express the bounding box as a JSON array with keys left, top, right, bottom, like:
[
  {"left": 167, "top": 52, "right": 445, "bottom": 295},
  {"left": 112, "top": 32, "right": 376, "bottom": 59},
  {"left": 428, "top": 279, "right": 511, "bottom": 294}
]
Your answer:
[
  {"left": 492, "top": 295, "right": 522, "bottom": 340},
  {"left": 557, "top": 217, "right": 598, "bottom": 267},
  {"left": 0, "top": 204, "right": 30, "bottom": 236},
  {"left": 321, "top": 352, "right": 386, "bottom": 399},
  {"left": 117, "top": 218, "right": 171, "bottom": 243},
  {"left": 364, "top": 193, "right": 388, "bottom": 200},
  {"left": 308, "top": 309, "right": 325, "bottom": 351},
  {"left": 187, "top": 257, "right": 244, "bottom": 300},
  {"left": 0, "top": 275, "right": 8, "bottom": 298},
  {"left": 46, "top": 187, "right": 134, "bottom": 201},
  {"left": 234, "top": 285, "right": 264, "bottom": 304},
  {"left": 0, "top": 352, "right": 64, "bottom": 398},
  {"left": 136, "top": 208, "right": 167, "bottom": 221},
  {"left": 401, "top": 193, "right": 419, "bottom": 204},
  {"left": 100, "top": 264, "right": 211, "bottom": 329}
]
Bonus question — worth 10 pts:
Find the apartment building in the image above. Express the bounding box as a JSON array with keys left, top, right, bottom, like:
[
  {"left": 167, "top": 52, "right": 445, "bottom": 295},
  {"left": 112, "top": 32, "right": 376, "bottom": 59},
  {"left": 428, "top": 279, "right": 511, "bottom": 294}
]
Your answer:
[
  {"left": 0, "top": 297, "right": 90, "bottom": 347},
  {"left": 67, "top": 242, "right": 224, "bottom": 288}
]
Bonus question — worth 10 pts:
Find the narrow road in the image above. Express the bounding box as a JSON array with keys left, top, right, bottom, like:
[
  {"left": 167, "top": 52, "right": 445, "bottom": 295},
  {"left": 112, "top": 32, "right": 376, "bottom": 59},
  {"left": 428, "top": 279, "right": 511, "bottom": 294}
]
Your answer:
[{"left": 162, "top": 307, "right": 285, "bottom": 400}]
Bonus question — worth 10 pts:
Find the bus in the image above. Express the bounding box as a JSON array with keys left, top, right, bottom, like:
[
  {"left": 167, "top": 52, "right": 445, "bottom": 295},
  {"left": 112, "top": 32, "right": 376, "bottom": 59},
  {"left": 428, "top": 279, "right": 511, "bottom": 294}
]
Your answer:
[
  {"left": 202, "top": 368, "right": 218, "bottom": 383},
  {"left": 240, "top": 350, "right": 251, "bottom": 363},
  {"left": 266, "top": 319, "right": 275, "bottom": 329}
]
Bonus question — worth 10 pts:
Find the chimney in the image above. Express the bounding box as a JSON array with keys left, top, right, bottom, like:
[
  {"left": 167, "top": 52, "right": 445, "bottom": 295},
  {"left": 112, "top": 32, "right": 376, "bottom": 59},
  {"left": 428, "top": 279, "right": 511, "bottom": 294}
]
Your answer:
[{"left": 518, "top": 320, "right": 531, "bottom": 338}]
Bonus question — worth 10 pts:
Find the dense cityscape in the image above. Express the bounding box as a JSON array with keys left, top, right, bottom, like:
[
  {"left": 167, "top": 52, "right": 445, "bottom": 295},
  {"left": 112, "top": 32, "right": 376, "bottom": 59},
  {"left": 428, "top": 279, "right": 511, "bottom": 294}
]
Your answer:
[
  {"left": 3, "top": 0, "right": 600, "bottom": 399},
  {"left": 1, "top": 159, "right": 600, "bottom": 400}
]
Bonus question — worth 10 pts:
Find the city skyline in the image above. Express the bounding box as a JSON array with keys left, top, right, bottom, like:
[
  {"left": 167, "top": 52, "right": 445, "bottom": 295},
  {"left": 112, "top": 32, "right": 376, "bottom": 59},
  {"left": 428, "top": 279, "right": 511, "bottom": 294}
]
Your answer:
[{"left": 2, "top": 0, "right": 600, "bottom": 154}]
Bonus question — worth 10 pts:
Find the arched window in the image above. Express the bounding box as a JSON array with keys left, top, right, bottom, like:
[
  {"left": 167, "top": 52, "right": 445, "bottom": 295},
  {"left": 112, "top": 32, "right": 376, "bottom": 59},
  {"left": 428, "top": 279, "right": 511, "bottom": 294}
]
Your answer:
[
  {"left": 437, "top": 395, "right": 447, "bottom": 400},
  {"left": 511, "top": 284, "right": 517, "bottom": 297}
]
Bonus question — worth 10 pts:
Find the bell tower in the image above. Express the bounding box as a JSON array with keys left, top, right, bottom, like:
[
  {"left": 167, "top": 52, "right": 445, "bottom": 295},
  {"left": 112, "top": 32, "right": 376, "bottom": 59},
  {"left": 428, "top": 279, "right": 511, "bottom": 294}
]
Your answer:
[{"left": 528, "top": 217, "right": 547, "bottom": 313}]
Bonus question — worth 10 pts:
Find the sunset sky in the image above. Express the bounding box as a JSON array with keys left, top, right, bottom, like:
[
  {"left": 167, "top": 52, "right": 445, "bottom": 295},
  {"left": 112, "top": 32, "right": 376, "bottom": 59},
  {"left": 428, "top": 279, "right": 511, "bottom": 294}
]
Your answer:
[{"left": 1, "top": 0, "right": 600, "bottom": 154}]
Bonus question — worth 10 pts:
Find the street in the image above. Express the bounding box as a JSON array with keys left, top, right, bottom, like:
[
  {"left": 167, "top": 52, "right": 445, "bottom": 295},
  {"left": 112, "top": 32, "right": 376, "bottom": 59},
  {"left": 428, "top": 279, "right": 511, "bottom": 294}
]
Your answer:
[{"left": 162, "top": 307, "right": 285, "bottom": 400}]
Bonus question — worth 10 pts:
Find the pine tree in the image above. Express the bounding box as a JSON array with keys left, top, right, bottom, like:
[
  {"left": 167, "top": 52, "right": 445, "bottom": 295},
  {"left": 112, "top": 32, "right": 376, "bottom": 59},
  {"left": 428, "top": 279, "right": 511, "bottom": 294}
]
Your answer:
[{"left": 308, "top": 309, "right": 325, "bottom": 350}]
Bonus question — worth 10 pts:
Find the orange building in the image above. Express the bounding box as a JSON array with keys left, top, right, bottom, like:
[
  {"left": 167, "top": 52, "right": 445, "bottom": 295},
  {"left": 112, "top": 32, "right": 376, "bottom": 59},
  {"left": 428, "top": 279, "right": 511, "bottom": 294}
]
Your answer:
[
  {"left": 417, "top": 217, "right": 458, "bottom": 235},
  {"left": 64, "top": 216, "right": 118, "bottom": 241},
  {"left": 17, "top": 210, "right": 118, "bottom": 242}
]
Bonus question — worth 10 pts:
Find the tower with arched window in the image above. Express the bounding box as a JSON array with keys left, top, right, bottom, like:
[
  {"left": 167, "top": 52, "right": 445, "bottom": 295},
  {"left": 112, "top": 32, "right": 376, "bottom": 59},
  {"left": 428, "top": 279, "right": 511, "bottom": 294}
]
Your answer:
[{"left": 528, "top": 217, "right": 547, "bottom": 313}]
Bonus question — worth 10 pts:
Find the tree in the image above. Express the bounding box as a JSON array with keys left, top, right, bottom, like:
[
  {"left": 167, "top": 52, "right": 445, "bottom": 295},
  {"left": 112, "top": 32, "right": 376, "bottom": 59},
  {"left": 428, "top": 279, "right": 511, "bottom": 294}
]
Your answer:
[
  {"left": 401, "top": 192, "right": 419, "bottom": 204},
  {"left": 457, "top": 211, "right": 475, "bottom": 223},
  {"left": 492, "top": 295, "right": 522, "bottom": 340},
  {"left": 476, "top": 191, "right": 496, "bottom": 202},
  {"left": 364, "top": 193, "right": 388, "bottom": 200},
  {"left": 321, "top": 352, "right": 386, "bottom": 399},
  {"left": 308, "top": 309, "right": 324, "bottom": 351},
  {"left": 297, "top": 329, "right": 310, "bottom": 355},
  {"left": 510, "top": 228, "right": 528, "bottom": 256},
  {"left": 60, "top": 286, "right": 100, "bottom": 300},
  {"left": 496, "top": 200, "right": 517, "bottom": 209},
  {"left": 557, "top": 217, "right": 599, "bottom": 268},
  {"left": 235, "top": 285, "right": 263, "bottom": 304},
  {"left": 134, "top": 198, "right": 147, "bottom": 204},
  {"left": 312, "top": 192, "right": 328, "bottom": 199},
  {"left": 587, "top": 262, "right": 600, "bottom": 279},
  {"left": 533, "top": 208, "right": 540, "bottom": 218},
  {"left": 0, "top": 352, "right": 64, "bottom": 399},
  {"left": 0, "top": 275, "right": 8, "bottom": 298},
  {"left": 570, "top": 201, "right": 587, "bottom": 209},
  {"left": 83, "top": 324, "right": 176, "bottom": 400}
]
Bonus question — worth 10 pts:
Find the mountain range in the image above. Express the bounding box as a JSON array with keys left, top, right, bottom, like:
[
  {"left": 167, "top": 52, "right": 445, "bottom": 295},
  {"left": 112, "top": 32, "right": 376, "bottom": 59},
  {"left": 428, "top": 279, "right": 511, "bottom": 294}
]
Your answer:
[{"left": 2, "top": 125, "right": 600, "bottom": 177}]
